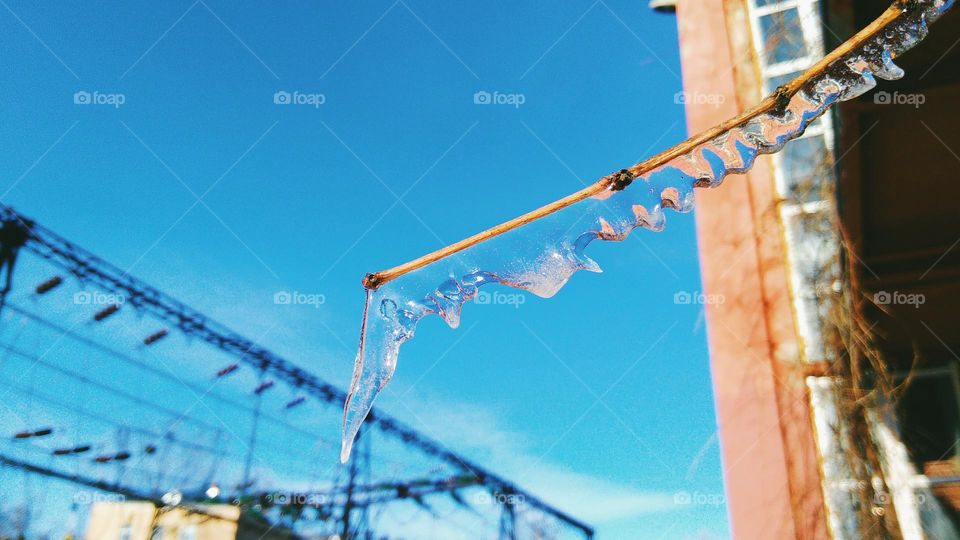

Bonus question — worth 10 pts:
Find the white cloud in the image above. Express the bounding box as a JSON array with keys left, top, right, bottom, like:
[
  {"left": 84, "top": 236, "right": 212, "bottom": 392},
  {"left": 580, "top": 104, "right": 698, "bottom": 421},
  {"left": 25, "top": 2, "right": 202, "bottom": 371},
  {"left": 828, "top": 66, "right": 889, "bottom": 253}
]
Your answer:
[{"left": 374, "top": 390, "right": 680, "bottom": 525}]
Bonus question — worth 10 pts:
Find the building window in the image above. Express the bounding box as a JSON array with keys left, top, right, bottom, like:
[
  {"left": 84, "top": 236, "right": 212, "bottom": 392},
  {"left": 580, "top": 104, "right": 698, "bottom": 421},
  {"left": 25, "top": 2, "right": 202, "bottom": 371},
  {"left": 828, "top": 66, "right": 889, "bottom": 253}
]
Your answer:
[
  {"left": 897, "top": 365, "right": 960, "bottom": 467},
  {"left": 758, "top": 8, "right": 809, "bottom": 65},
  {"left": 747, "top": 0, "right": 835, "bottom": 361},
  {"left": 119, "top": 525, "right": 133, "bottom": 540},
  {"left": 779, "top": 135, "right": 832, "bottom": 202},
  {"left": 151, "top": 526, "right": 164, "bottom": 540}
]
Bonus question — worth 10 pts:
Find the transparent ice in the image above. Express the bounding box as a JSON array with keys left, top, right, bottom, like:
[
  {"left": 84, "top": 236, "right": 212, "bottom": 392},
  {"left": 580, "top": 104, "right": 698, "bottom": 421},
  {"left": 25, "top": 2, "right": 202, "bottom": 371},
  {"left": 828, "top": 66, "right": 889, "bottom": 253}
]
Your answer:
[{"left": 341, "top": 0, "right": 955, "bottom": 462}]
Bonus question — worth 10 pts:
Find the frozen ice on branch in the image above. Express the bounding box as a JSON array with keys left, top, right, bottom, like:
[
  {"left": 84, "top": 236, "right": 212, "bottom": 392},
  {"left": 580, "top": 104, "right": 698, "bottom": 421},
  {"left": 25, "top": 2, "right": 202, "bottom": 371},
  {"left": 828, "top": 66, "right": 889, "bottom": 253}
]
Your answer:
[{"left": 340, "top": 0, "right": 956, "bottom": 462}]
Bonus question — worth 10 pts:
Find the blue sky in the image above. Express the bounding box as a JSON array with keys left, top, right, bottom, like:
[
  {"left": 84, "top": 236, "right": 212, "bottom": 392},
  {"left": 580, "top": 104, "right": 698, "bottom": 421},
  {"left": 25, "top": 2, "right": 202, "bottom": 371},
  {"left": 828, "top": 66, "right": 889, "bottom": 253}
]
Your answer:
[{"left": 0, "top": 1, "right": 728, "bottom": 538}]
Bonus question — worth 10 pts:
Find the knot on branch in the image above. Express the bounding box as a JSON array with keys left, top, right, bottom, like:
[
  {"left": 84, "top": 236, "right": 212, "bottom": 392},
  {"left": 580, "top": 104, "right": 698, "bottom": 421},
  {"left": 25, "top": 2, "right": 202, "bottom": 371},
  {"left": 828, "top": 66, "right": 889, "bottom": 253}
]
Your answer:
[
  {"left": 773, "top": 85, "right": 792, "bottom": 114},
  {"left": 606, "top": 169, "right": 635, "bottom": 191},
  {"left": 362, "top": 272, "right": 383, "bottom": 290}
]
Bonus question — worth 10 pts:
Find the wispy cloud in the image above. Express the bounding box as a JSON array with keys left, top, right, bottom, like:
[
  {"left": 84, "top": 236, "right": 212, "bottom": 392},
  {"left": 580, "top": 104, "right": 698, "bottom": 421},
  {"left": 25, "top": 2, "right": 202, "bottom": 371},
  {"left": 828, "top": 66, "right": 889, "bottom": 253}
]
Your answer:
[{"left": 375, "top": 391, "right": 680, "bottom": 524}]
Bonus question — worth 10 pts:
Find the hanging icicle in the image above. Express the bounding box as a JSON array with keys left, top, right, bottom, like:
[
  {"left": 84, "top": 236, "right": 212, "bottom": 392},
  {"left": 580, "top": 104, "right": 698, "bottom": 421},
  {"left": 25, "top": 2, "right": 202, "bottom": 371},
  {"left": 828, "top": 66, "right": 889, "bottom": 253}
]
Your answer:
[{"left": 340, "top": 0, "right": 958, "bottom": 461}]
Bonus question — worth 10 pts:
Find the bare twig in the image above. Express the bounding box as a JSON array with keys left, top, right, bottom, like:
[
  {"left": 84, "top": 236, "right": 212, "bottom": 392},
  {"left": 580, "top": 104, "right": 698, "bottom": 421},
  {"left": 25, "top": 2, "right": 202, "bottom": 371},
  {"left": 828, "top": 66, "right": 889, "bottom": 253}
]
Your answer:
[{"left": 363, "top": 2, "right": 910, "bottom": 290}]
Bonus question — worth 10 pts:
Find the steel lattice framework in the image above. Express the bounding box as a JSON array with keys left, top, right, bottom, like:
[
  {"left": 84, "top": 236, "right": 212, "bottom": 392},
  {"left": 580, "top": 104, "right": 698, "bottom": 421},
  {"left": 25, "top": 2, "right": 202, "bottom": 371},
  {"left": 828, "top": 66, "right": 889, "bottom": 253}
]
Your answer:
[{"left": 0, "top": 207, "right": 594, "bottom": 539}]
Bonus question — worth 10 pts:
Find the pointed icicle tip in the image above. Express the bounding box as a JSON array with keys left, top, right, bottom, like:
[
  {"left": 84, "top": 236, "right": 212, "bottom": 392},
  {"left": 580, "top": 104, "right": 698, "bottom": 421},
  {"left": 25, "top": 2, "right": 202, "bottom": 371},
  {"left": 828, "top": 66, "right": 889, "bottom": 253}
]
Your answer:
[{"left": 340, "top": 438, "right": 353, "bottom": 463}]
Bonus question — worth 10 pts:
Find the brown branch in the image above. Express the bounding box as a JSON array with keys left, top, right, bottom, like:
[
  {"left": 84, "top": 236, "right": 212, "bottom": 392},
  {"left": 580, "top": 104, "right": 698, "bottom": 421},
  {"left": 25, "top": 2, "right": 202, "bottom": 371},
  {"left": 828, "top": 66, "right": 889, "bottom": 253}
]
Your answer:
[{"left": 362, "top": 2, "right": 909, "bottom": 290}]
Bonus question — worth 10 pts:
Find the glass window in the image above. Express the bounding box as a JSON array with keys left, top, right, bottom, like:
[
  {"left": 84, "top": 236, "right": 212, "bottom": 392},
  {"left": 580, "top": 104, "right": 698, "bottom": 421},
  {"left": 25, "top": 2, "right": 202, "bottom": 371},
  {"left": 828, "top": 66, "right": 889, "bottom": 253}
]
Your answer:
[
  {"left": 759, "top": 8, "right": 808, "bottom": 65},
  {"left": 779, "top": 135, "right": 832, "bottom": 203},
  {"left": 119, "top": 525, "right": 132, "bottom": 540},
  {"left": 784, "top": 209, "right": 836, "bottom": 359}
]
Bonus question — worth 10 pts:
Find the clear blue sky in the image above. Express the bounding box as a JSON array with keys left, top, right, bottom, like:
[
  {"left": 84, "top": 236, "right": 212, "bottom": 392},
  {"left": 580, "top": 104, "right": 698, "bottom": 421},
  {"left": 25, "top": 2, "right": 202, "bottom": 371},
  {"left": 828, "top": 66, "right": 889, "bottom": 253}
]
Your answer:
[{"left": 0, "top": 1, "right": 728, "bottom": 538}]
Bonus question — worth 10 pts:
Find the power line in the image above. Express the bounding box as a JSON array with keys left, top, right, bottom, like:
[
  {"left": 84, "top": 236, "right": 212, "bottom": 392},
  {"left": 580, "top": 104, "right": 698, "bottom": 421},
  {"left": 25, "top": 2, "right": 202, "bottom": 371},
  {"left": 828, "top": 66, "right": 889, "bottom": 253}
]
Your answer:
[
  {"left": 4, "top": 302, "right": 330, "bottom": 446},
  {"left": 0, "top": 359, "right": 341, "bottom": 485},
  {"left": 2, "top": 378, "right": 221, "bottom": 457},
  {"left": 0, "top": 452, "right": 279, "bottom": 534},
  {"left": 0, "top": 431, "right": 201, "bottom": 489},
  {"left": 0, "top": 341, "right": 222, "bottom": 434},
  {"left": 0, "top": 304, "right": 420, "bottom": 490},
  {"left": 0, "top": 208, "right": 595, "bottom": 538}
]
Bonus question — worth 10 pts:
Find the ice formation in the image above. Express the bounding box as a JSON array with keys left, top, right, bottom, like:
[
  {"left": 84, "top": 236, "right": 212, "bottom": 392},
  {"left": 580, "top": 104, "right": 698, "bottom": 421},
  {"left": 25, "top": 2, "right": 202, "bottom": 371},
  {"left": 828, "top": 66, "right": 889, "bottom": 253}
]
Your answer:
[{"left": 341, "top": 0, "right": 956, "bottom": 462}]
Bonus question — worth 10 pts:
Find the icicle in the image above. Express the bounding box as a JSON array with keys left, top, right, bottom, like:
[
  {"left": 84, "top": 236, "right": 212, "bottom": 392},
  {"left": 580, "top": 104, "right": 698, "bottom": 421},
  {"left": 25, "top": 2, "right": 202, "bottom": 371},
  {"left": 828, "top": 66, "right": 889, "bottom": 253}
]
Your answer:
[{"left": 340, "top": 0, "right": 956, "bottom": 461}]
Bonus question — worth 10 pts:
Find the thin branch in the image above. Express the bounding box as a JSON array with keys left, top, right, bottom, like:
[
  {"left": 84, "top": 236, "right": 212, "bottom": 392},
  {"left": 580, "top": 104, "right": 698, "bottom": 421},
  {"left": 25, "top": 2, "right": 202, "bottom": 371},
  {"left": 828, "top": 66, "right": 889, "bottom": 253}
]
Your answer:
[{"left": 363, "top": 2, "right": 910, "bottom": 290}]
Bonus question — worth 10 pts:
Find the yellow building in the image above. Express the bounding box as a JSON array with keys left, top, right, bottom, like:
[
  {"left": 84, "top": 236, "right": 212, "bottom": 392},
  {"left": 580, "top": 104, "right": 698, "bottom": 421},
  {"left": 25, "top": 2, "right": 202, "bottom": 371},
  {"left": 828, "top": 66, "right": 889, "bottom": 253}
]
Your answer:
[{"left": 84, "top": 501, "right": 301, "bottom": 540}]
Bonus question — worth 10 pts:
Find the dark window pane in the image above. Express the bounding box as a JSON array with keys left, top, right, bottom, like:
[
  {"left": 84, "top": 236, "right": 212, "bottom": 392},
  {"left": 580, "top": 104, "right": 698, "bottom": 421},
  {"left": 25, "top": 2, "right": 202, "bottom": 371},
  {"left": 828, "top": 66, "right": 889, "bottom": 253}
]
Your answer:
[{"left": 898, "top": 373, "right": 960, "bottom": 465}]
